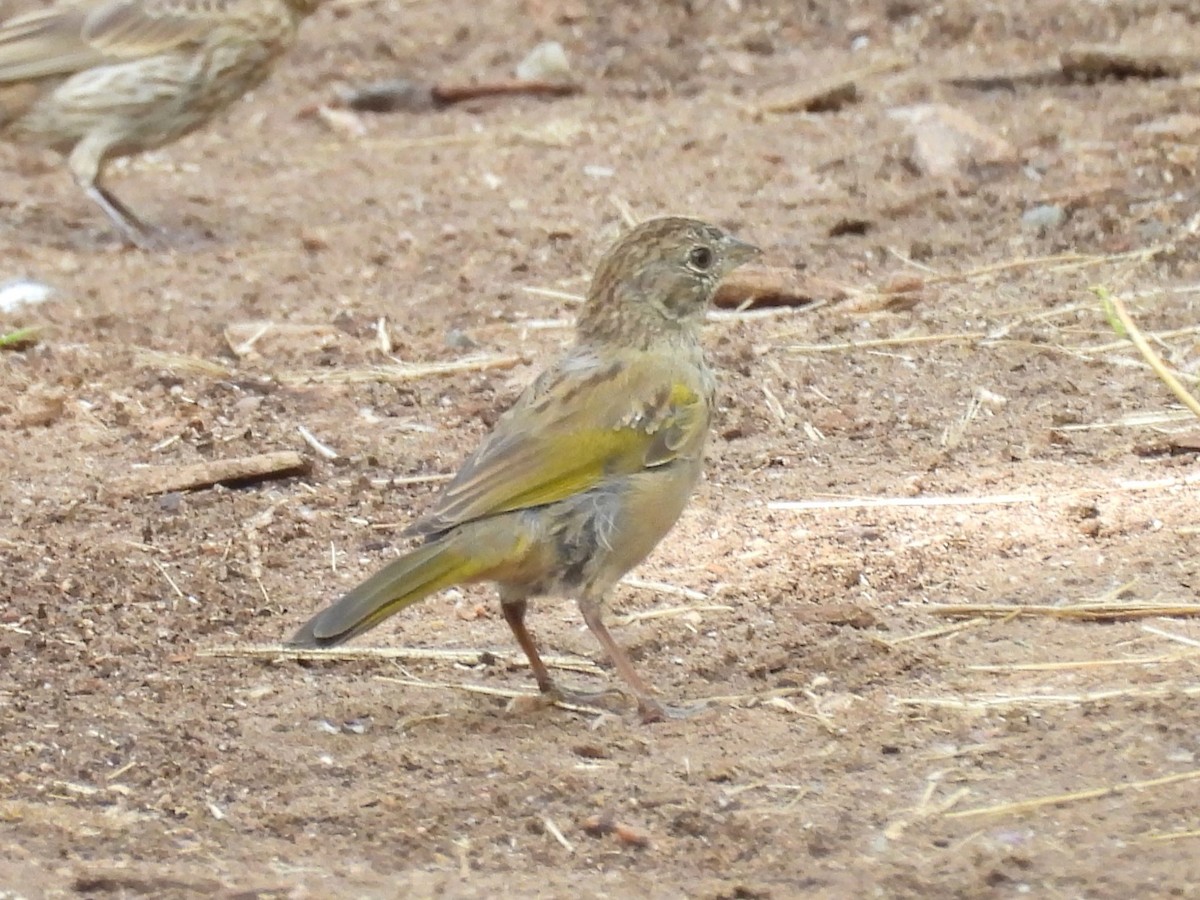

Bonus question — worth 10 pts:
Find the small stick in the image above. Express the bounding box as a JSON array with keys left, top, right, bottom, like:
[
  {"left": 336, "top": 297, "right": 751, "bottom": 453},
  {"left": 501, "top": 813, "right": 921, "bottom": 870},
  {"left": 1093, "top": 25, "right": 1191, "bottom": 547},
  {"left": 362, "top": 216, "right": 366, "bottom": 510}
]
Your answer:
[
  {"left": 753, "top": 57, "right": 906, "bottom": 115},
  {"left": 1060, "top": 44, "right": 1193, "bottom": 81},
  {"left": 116, "top": 451, "right": 309, "bottom": 497},
  {"left": 543, "top": 817, "right": 576, "bottom": 853},
  {"left": 713, "top": 267, "right": 832, "bottom": 310},
  {"left": 297, "top": 425, "right": 339, "bottom": 461},
  {"left": 342, "top": 78, "right": 581, "bottom": 113},
  {"left": 433, "top": 80, "right": 582, "bottom": 105}
]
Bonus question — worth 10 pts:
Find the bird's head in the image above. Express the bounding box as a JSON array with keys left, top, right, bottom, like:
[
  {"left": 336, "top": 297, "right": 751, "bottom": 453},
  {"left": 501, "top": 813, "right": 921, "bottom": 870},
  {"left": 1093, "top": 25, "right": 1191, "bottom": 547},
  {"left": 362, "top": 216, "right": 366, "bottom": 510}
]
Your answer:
[{"left": 578, "top": 216, "right": 760, "bottom": 345}]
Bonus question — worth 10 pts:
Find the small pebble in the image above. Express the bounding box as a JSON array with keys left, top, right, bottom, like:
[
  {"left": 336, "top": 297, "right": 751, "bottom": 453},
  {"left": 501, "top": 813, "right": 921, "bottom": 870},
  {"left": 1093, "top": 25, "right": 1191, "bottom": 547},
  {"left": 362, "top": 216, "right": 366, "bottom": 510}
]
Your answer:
[
  {"left": 1021, "top": 204, "right": 1066, "bottom": 233},
  {"left": 516, "top": 41, "right": 572, "bottom": 82},
  {"left": 0, "top": 278, "right": 54, "bottom": 313}
]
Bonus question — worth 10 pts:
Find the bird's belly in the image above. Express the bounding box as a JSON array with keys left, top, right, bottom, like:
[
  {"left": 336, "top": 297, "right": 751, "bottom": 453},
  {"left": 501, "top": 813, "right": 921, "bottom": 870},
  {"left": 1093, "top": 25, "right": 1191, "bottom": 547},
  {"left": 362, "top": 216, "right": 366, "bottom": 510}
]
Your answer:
[
  {"left": 6, "top": 42, "right": 281, "bottom": 156},
  {"left": 501, "top": 459, "right": 703, "bottom": 598}
]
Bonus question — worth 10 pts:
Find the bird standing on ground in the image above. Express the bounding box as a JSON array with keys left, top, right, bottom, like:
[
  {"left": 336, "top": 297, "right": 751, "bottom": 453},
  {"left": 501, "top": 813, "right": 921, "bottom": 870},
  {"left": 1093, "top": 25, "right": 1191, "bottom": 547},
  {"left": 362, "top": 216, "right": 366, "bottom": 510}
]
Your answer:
[
  {"left": 0, "top": 0, "right": 322, "bottom": 245},
  {"left": 289, "top": 216, "right": 760, "bottom": 722}
]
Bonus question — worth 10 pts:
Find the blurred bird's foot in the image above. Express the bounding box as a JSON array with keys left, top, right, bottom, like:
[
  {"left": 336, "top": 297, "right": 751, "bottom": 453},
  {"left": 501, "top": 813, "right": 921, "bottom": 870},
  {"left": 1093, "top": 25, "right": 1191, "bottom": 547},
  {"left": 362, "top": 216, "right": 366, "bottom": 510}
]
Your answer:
[
  {"left": 637, "top": 697, "right": 710, "bottom": 724},
  {"left": 550, "top": 685, "right": 628, "bottom": 713},
  {"left": 506, "top": 684, "right": 625, "bottom": 716},
  {"left": 85, "top": 183, "right": 165, "bottom": 249}
]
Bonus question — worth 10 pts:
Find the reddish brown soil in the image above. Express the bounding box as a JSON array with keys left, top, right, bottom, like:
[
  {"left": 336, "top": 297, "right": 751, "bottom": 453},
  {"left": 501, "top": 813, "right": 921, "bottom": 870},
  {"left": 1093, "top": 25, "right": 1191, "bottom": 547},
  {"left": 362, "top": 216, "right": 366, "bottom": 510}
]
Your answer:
[{"left": 3, "top": 1, "right": 1200, "bottom": 897}]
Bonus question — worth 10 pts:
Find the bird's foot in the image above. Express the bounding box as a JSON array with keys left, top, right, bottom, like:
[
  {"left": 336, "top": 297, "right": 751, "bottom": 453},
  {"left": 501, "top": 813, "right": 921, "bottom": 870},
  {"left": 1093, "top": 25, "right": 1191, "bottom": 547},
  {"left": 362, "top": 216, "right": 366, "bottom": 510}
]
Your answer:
[{"left": 506, "top": 684, "right": 628, "bottom": 716}]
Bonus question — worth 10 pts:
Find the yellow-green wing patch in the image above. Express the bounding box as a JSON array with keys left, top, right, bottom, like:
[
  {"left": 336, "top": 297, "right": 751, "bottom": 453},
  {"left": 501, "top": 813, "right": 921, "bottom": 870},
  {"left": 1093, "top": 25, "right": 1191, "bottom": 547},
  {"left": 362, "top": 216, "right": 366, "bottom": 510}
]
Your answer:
[{"left": 410, "top": 352, "right": 710, "bottom": 536}]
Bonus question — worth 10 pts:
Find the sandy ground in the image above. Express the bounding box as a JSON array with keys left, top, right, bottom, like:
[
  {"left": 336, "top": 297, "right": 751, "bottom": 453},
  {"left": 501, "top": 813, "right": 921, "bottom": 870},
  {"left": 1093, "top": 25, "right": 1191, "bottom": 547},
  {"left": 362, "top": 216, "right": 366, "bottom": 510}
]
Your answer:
[{"left": 3, "top": 1, "right": 1200, "bottom": 897}]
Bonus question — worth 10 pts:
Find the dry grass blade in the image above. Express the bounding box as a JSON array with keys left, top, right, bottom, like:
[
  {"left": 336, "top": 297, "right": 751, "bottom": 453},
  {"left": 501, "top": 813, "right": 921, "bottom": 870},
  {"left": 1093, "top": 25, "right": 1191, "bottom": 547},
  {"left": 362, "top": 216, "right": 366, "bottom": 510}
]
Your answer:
[
  {"left": 787, "top": 332, "right": 986, "bottom": 354},
  {"left": 275, "top": 354, "right": 522, "bottom": 385},
  {"left": 374, "top": 674, "right": 606, "bottom": 716},
  {"left": 770, "top": 493, "right": 1035, "bottom": 512},
  {"left": 898, "top": 684, "right": 1200, "bottom": 710},
  {"left": 1142, "top": 829, "right": 1200, "bottom": 843},
  {"left": 967, "top": 651, "right": 1200, "bottom": 672},
  {"left": 923, "top": 246, "right": 1169, "bottom": 285},
  {"left": 135, "top": 348, "right": 234, "bottom": 377},
  {"left": 198, "top": 644, "right": 603, "bottom": 675},
  {"left": 921, "top": 601, "right": 1200, "bottom": 621},
  {"left": 944, "top": 768, "right": 1200, "bottom": 820},
  {"left": 611, "top": 603, "right": 735, "bottom": 627},
  {"left": 1097, "top": 287, "right": 1200, "bottom": 419},
  {"left": 1142, "top": 625, "right": 1200, "bottom": 649},
  {"left": 620, "top": 576, "right": 710, "bottom": 602},
  {"left": 116, "top": 451, "right": 309, "bottom": 496},
  {"left": 880, "top": 616, "right": 993, "bottom": 646},
  {"left": 1055, "top": 410, "right": 1197, "bottom": 431}
]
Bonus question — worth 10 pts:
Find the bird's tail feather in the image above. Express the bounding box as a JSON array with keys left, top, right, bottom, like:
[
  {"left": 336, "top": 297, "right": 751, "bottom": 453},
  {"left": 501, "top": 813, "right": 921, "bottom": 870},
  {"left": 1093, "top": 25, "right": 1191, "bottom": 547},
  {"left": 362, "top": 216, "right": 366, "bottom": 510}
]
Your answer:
[{"left": 287, "top": 533, "right": 501, "bottom": 648}]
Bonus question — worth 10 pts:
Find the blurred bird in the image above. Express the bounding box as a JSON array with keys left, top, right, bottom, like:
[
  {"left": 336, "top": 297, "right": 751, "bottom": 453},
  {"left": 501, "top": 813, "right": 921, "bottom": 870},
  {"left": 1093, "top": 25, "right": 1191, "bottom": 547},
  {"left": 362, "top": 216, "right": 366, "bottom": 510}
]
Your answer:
[
  {"left": 0, "top": 0, "right": 322, "bottom": 245},
  {"left": 289, "top": 216, "right": 760, "bottom": 722}
]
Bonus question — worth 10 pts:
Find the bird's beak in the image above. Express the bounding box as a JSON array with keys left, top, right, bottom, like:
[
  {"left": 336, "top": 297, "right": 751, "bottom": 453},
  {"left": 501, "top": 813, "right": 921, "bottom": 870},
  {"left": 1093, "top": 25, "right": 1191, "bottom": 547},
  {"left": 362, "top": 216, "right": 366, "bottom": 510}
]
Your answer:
[{"left": 724, "top": 236, "right": 762, "bottom": 269}]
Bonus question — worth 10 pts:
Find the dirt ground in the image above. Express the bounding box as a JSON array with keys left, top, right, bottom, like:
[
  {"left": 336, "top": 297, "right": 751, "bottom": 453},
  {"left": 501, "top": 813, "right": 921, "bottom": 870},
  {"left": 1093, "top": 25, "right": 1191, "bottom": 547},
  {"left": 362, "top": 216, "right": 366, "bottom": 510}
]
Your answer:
[{"left": 3, "top": 0, "right": 1200, "bottom": 896}]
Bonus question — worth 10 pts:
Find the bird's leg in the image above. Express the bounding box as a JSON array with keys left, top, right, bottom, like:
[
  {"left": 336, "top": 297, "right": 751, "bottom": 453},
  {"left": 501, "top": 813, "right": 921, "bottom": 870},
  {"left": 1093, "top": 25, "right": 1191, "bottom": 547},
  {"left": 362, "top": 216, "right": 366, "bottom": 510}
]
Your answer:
[
  {"left": 84, "top": 181, "right": 161, "bottom": 248},
  {"left": 69, "top": 139, "right": 159, "bottom": 248},
  {"left": 578, "top": 593, "right": 704, "bottom": 723},
  {"left": 500, "top": 597, "right": 557, "bottom": 695},
  {"left": 501, "top": 595, "right": 624, "bottom": 713}
]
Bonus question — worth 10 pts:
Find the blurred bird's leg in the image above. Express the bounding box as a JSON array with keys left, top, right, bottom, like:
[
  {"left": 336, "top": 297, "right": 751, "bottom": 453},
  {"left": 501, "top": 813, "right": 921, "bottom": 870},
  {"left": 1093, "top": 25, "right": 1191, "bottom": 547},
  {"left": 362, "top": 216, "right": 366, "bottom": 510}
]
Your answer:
[
  {"left": 579, "top": 592, "right": 704, "bottom": 723},
  {"left": 69, "top": 136, "right": 157, "bottom": 247}
]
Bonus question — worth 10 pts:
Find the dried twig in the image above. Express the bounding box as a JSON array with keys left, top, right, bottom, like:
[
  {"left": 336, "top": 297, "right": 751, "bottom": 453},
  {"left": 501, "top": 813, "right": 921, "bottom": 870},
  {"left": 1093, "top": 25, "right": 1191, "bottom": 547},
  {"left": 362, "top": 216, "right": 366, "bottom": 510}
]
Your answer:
[
  {"left": 713, "top": 267, "right": 831, "bottom": 310},
  {"left": 1060, "top": 44, "right": 1196, "bottom": 81},
  {"left": 297, "top": 425, "right": 339, "bottom": 461},
  {"left": 115, "top": 451, "right": 309, "bottom": 496},
  {"left": 752, "top": 56, "right": 907, "bottom": 115},
  {"left": 341, "top": 78, "right": 580, "bottom": 113}
]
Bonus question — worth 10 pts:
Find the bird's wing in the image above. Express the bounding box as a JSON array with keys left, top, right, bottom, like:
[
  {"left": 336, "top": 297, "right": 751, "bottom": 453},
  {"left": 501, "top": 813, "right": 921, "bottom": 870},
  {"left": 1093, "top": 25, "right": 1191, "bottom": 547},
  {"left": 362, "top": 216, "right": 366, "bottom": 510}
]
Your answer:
[
  {"left": 0, "top": 0, "right": 211, "bottom": 81},
  {"left": 410, "top": 349, "right": 711, "bottom": 536},
  {"left": 81, "top": 0, "right": 218, "bottom": 55}
]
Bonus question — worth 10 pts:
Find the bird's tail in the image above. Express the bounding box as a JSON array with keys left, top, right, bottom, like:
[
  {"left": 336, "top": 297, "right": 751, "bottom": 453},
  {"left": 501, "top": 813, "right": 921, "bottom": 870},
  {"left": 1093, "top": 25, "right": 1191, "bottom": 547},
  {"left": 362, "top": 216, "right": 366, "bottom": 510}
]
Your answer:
[{"left": 287, "top": 530, "right": 509, "bottom": 648}]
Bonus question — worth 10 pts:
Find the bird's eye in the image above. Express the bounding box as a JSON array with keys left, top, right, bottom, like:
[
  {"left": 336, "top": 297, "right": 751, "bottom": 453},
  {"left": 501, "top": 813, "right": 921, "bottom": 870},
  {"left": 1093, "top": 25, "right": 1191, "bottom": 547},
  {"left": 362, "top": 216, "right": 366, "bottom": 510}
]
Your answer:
[{"left": 688, "top": 245, "right": 713, "bottom": 271}]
